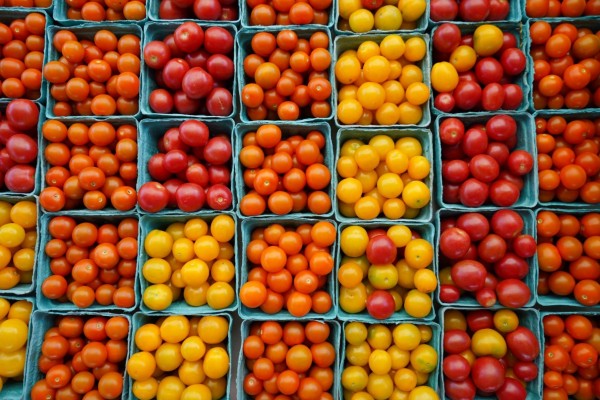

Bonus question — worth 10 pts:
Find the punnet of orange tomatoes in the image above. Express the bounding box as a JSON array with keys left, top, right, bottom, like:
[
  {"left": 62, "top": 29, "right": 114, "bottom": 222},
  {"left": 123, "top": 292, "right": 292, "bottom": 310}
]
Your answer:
[
  {"left": 239, "top": 220, "right": 336, "bottom": 319},
  {"left": 530, "top": 21, "right": 600, "bottom": 110},
  {"left": 335, "top": 34, "right": 430, "bottom": 126},
  {"left": 338, "top": 224, "right": 435, "bottom": 321},
  {"left": 39, "top": 216, "right": 138, "bottom": 311},
  {"left": 127, "top": 314, "right": 231, "bottom": 400},
  {"left": 0, "top": 12, "right": 46, "bottom": 100},
  {"left": 241, "top": 320, "right": 339, "bottom": 399},
  {"left": 536, "top": 115, "right": 600, "bottom": 205},
  {"left": 240, "top": 29, "right": 333, "bottom": 121},
  {"left": 0, "top": 297, "right": 32, "bottom": 397},
  {"left": 58, "top": 0, "right": 146, "bottom": 22},
  {"left": 337, "top": 0, "right": 427, "bottom": 33},
  {"left": 244, "top": 0, "right": 332, "bottom": 26},
  {"left": 140, "top": 214, "right": 236, "bottom": 313},
  {"left": 526, "top": 0, "right": 599, "bottom": 17},
  {"left": 341, "top": 321, "right": 439, "bottom": 400},
  {"left": 39, "top": 119, "right": 138, "bottom": 213},
  {"left": 44, "top": 27, "right": 141, "bottom": 117},
  {"left": 336, "top": 131, "right": 431, "bottom": 221},
  {"left": 28, "top": 312, "right": 130, "bottom": 400},
  {"left": 238, "top": 123, "right": 333, "bottom": 217},
  {"left": 537, "top": 210, "right": 600, "bottom": 307}
]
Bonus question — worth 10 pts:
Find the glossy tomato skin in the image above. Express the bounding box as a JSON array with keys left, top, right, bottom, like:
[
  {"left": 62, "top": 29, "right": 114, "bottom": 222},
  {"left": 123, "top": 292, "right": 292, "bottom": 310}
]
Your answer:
[
  {"left": 451, "top": 259, "right": 487, "bottom": 292},
  {"left": 182, "top": 67, "right": 214, "bottom": 99},
  {"left": 203, "top": 27, "right": 234, "bottom": 55},
  {"left": 456, "top": 213, "right": 490, "bottom": 241},
  {"left": 433, "top": 23, "right": 462, "bottom": 53},
  {"left": 502, "top": 84, "right": 523, "bottom": 109},
  {"left": 5, "top": 164, "right": 35, "bottom": 192},
  {"left": 175, "top": 182, "right": 205, "bottom": 211},
  {"left": 444, "top": 354, "right": 471, "bottom": 381},
  {"left": 138, "top": 182, "right": 169, "bottom": 212},
  {"left": 454, "top": 81, "right": 482, "bottom": 111},
  {"left": 489, "top": 179, "right": 520, "bottom": 206},
  {"left": 501, "top": 48, "right": 527, "bottom": 76},
  {"left": 6, "top": 133, "right": 37, "bottom": 163},
  {"left": 459, "top": 0, "right": 490, "bottom": 21},
  {"left": 443, "top": 160, "right": 470, "bottom": 184},
  {"left": 471, "top": 356, "right": 505, "bottom": 393},
  {"left": 475, "top": 57, "right": 504, "bottom": 85},
  {"left": 491, "top": 209, "right": 524, "bottom": 239},
  {"left": 440, "top": 227, "right": 471, "bottom": 260},
  {"left": 497, "top": 377, "right": 527, "bottom": 400},
  {"left": 206, "top": 183, "right": 232, "bottom": 210},
  {"left": 434, "top": 92, "right": 456, "bottom": 113},
  {"left": 430, "top": 0, "right": 459, "bottom": 21},
  {"left": 458, "top": 178, "right": 489, "bottom": 207},
  {"left": 174, "top": 22, "right": 204, "bottom": 54},
  {"left": 481, "top": 83, "right": 505, "bottom": 111},
  {"left": 203, "top": 136, "right": 231, "bottom": 165},
  {"left": 445, "top": 378, "right": 477, "bottom": 400},
  {"left": 440, "top": 284, "right": 461, "bottom": 303},
  {"left": 6, "top": 99, "right": 39, "bottom": 131},
  {"left": 466, "top": 309, "right": 494, "bottom": 331},
  {"left": 366, "top": 235, "right": 397, "bottom": 264},
  {"left": 206, "top": 87, "right": 233, "bottom": 116},
  {"left": 444, "top": 329, "right": 471, "bottom": 354},
  {"left": 366, "top": 290, "right": 395, "bottom": 319},
  {"left": 143, "top": 41, "right": 171, "bottom": 69},
  {"left": 506, "top": 326, "right": 540, "bottom": 362},
  {"left": 494, "top": 253, "right": 529, "bottom": 280},
  {"left": 496, "top": 278, "right": 531, "bottom": 307},
  {"left": 513, "top": 361, "right": 538, "bottom": 382}
]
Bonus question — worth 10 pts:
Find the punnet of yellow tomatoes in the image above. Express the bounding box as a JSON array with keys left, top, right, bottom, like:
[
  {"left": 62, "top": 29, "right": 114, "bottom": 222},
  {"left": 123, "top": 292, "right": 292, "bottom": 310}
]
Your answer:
[
  {"left": 338, "top": 224, "right": 436, "bottom": 321},
  {"left": 0, "top": 199, "right": 37, "bottom": 292},
  {"left": 341, "top": 321, "right": 440, "bottom": 400},
  {"left": 335, "top": 34, "right": 430, "bottom": 126},
  {"left": 0, "top": 297, "right": 32, "bottom": 396},
  {"left": 127, "top": 314, "right": 231, "bottom": 400},
  {"left": 337, "top": 0, "right": 427, "bottom": 33},
  {"left": 140, "top": 214, "right": 237, "bottom": 313},
  {"left": 336, "top": 131, "right": 432, "bottom": 221}
]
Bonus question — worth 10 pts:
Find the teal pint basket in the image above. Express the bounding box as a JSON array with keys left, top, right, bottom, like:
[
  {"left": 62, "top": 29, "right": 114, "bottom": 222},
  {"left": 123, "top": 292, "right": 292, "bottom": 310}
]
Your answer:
[
  {"left": 53, "top": 0, "right": 148, "bottom": 26},
  {"left": 149, "top": 0, "right": 241, "bottom": 24},
  {"left": 44, "top": 23, "right": 143, "bottom": 120},
  {"left": 137, "top": 118, "right": 235, "bottom": 215},
  {"left": 139, "top": 213, "right": 239, "bottom": 315},
  {"left": 333, "top": 127, "right": 433, "bottom": 223},
  {"left": 237, "top": 27, "right": 334, "bottom": 123},
  {"left": 429, "top": 0, "right": 521, "bottom": 25},
  {"left": 127, "top": 312, "right": 233, "bottom": 400},
  {"left": 239, "top": 217, "right": 337, "bottom": 320},
  {"left": 336, "top": 221, "right": 436, "bottom": 322},
  {"left": 36, "top": 212, "right": 139, "bottom": 312},
  {"left": 335, "top": 0, "right": 429, "bottom": 34},
  {"left": 430, "top": 22, "right": 531, "bottom": 115},
  {"left": 435, "top": 209, "right": 538, "bottom": 308},
  {"left": 434, "top": 112, "right": 538, "bottom": 210},
  {"left": 0, "top": 195, "right": 40, "bottom": 295},
  {"left": 333, "top": 33, "right": 432, "bottom": 128},
  {"left": 24, "top": 310, "right": 132, "bottom": 400},
  {"left": 234, "top": 121, "right": 334, "bottom": 219},
  {"left": 439, "top": 307, "right": 543, "bottom": 400},
  {"left": 242, "top": 0, "right": 332, "bottom": 28},
  {"left": 141, "top": 21, "right": 238, "bottom": 119},
  {"left": 238, "top": 319, "right": 341, "bottom": 399}
]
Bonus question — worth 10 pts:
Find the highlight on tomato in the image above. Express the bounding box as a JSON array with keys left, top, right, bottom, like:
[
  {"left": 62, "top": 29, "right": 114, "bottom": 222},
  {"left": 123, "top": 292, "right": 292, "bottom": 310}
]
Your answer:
[
  {"left": 246, "top": 0, "right": 331, "bottom": 26},
  {"left": 0, "top": 297, "right": 32, "bottom": 393},
  {"left": 63, "top": 0, "right": 146, "bottom": 21},
  {"left": 157, "top": 0, "right": 238, "bottom": 22},
  {"left": 338, "top": 0, "right": 426, "bottom": 33}
]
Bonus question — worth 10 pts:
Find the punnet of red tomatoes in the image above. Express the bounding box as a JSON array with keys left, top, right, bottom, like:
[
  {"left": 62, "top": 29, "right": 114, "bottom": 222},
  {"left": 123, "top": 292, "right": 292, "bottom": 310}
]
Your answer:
[
  {"left": 39, "top": 120, "right": 138, "bottom": 212},
  {"left": 39, "top": 216, "right": 138, "bottom": 310},
  {"left": 438, "top": 114, "right": 536, "bottom": 208},
  {"left": 438, "top": 209, "right": 536, "bottom": 309},
  {"left": 245, "top": 0, "right": 331, "bottom": 26},
  {"left": 0, "top": 297, "right": 32, "bottom": 396},
  {"left": 542, "top": 314, "right": 600, "bottom": 400},
  {"left": 335, "top": 35, "right": 430, "bottom": 126},
  {"left": 341, "top": 321, "right": 439, "bottom": 399},
  {"left": 338, "top": 0, "right": 427, "bottom": 33},
  {"left": 140, "top": 214, "right": 236, "bottom": 312},
  {"left": 526, "top": 0, "right": 599, "bottom": 17},
  {"left": 537, "top": 211, "right": 600, "bottom": 307},
  {"left": 138, "top": 119, "right": 232, "bottom": 213},
  {"left": 240, "top": 30, "right": 332, "bottom": 121},
  {"left": 143, "top": 22, "right": 235, "bottom": 117},
  {"left": 239, "top": 220, "right": 336, "bottom": 318},
  {"left": 0, "top": 0, "right": 50, "bottom": 6},
  {"left": 432, "top": 23, "right": 528, "bottom": 113},
  {"left": 241, "top": 320, "right": 338, "bottom": 400},
  {"left": 531, "top": 21, "right": 600, "bottom": 110},
  {"left": 338, "top": 224, "right": 435, "bottom": 320},
  {"left": 44, "top": 27, "right": 141, "bottom": 117},
  {"left": 336, "top": 131, "right": 431, "bottom": 221},
  {"left": 0, "top": 99, "right": 40, "bottom": 194},
  {"left": 127, "top": 314, "right": 231, "bottom": 399},
  {"left": 536, "top": 115, "right": 600, "bottom": 205},
  {"left": 156, "top": 0, "right": 238, "bottom": 21},
  {"left": 59, "top": 0, "right": 146, "bottom": 22},
  {"left": 238, "top": 123, "right": 332, "bottom": 217},
  {"left": 29, "top": 313, "right": 129, "bottom": 400},
  {"left": 442, "top": 308, "right": 541, "bottom": 400},
  {"left": 430, "top": 0, "right": 516, "bottom": 22},
  {"left": 0, "top": 12, "right": 46, "bottom": 100}
]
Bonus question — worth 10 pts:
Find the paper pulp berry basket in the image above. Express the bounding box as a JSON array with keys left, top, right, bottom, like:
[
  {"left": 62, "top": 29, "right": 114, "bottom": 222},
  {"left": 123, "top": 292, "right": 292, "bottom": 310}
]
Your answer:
[
  {"left": 336, "top": 220, "right": 437, "bottom": 322},
  {"left": 138, "top": 212, "right": 239, "bottom": 315},
  {"left": 137, "top": 118, "right": 236, "bottom": 215},
  {"left": 35, "top": 211, "right": 139, "bottom": 312},
  {"left": 333, "top": 33, "right": 432, "bottom": 128},
  {"left": 439, "top": 307, "right": 542, "bottom": 400},
  {"left": 234, "top": 121, "right": 335, "bottom": 219},
  {"left": 435, "top": 208, "right": 538, "bottom": 309},
  {"left": 333, "top": 127, "right": 434, "bottom": 224},
  {"left": 239, "top": 217, "right": 337, "bottom": 320},
  {"left": 434, "top": 112, "right": 538, "bottom": 210}
]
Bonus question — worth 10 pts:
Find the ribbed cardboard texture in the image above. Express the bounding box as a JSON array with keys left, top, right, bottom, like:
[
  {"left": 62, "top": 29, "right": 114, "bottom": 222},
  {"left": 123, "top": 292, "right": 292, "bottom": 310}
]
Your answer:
[
  {"left": 434, "top": 112, "right": 538, "bottom": 209},
  {"left": 36, "top": 212, "right": 140, "bottom": 312},
  {"left": 333, "top": 33, "right": 432, "bottom": 128},
  {"left": 333, "top": 127, "right": 434, "bottom": 223},
  {"left": 239, "top": 217, "right": 337, "bottom": 320},
  {"left": 53, "top": 0, "right": 148, "bottom": 26},
  {"left": 336, "top": 221, "right": 436, "bottom": 322},
  {"left": 141, "top": 21, "right": 238, "bottom": 119},
  {"left": 234, "top": 121, "right": 335, "bottom": 219},
  {"left": 139, "top": 212, "right": 239, "bottom": 315},
  {"left": 242, "top": 0, "right": 332, "bottom": 28},
  {"left": 435, "top": 208, "right": 538, "bottom": 308}
]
